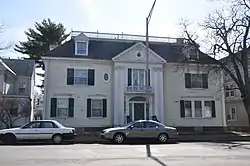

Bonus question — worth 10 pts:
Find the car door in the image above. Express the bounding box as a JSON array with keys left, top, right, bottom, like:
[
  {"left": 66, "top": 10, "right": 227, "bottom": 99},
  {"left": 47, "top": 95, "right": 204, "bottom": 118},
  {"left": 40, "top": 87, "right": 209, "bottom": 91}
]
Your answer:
[
  {"left": 142, "top": 121, "right": 160, "bottom": 138},
  {"left": 38, "top": 121, "right": 58, "bottom": 140},
  {"left": 126, "top": 122, "right": 143, "bottom": 138},
  {"left": 17, "top": 121, "right": 41, "bottom": 140}
]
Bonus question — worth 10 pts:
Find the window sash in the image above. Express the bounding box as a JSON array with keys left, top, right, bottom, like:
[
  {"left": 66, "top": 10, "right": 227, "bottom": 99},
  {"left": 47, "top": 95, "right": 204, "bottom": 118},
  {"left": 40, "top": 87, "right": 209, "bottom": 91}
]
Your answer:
[
  {"left": 76, "top": 42, "right": 87, "bottom": 54},
  {"left": 182, "top": 100, "right": 213, "bottom": 118},
  {"left": 91, "top": 99, "right": 103, "bottom": 117},
  {"left": 194, "top": 101, "right": 202, "bottom": 117},
  {"left": 132, "top": 69, "right": 145, "bottom": 87},
  {"left": 74, "top": 69, "right": 88, "bottom": 85},
  {"left": 191, "top": 74, "right": 203, "bottom": 88},
  {"left": 228, "top": 108, "right": 236, "bottom": 120},
  {"left": 57, "top": 98, "right": 68, "bottom": 117}
]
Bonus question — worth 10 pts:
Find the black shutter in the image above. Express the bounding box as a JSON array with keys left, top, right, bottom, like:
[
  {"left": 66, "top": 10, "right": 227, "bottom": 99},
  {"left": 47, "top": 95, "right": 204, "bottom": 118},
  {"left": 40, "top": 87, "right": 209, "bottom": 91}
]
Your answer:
[
  {"left": 88, "top": 69, "right": 95, "bottom": 86},
  {"left": 87, "top": 98, "right": 92, "bottom": 118},
  {"left": 128, "top": 68, "right": 132, "bottom": 86},
  {"left": 211, "top": 101, "right": 216, "bottom": 117},
  {"left": 148, "top": 69, "right": 151, "bottom": 86},
  {"left": 202, "top": 74, "right": 208, "bottom": 89},
  {"left": 102, "top": 99, "right": 107, "bottom": 118},
  {"left": 67, "top": 68, "right": 74, "bottom": 85},
  {"left": 68, "top": 98, "right": 74, "bottom": 117},
  {"left": 50, "top": 98, "right": 57, "bottom": 117},
  {"left": 185, "top": 73, "right": 191, "bottom": 88},
  {"left": 180, "top": 100, "right": 185, "bottom": 118}
]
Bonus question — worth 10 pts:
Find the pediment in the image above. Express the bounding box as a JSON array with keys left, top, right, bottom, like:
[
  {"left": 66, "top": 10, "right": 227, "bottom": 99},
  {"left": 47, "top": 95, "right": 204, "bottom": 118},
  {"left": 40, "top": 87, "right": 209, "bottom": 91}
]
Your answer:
[
  {"left": 112, "top": 42, "right": 166, "bottom": 64},
  {"left": 74, "top": 32, "right": 89, "bottom": 41}
]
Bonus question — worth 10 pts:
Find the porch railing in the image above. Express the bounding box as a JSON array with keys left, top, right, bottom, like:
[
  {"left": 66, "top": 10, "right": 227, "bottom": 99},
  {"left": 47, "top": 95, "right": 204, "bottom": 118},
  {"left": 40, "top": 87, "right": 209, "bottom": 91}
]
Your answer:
[{"left": 126, "top": 86, "right": 153, "bottom": 93}]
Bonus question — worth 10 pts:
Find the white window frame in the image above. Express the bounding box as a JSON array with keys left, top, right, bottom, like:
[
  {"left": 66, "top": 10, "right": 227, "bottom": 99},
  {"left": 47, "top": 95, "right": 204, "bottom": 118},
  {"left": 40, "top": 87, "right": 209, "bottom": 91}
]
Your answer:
[
  {"left": 131, "top": 68, "right": 146, "bottom": 87},
  {"left": 225, "top": 85, "right": 236, "bottom": 98},
  {"left": 74, "top": 69, "right": 88, "bottom": 85},
  {"left": 228, "top": 107, "right": 237, "bottom": 121},
  {"left": 75, "top": 41, "right": 88, "bottom": 55},
  {"left": 183, "top": 100, "right": 214, "bottom": 118},
  {"left": 91, "top": 99, "right": 103, "bottom": 118},
  {"left": 56, "top": 98, "right": 68, "bottom": 118},
  {"left": 190, "top": 74, "right": 203, "bottom": 88}
]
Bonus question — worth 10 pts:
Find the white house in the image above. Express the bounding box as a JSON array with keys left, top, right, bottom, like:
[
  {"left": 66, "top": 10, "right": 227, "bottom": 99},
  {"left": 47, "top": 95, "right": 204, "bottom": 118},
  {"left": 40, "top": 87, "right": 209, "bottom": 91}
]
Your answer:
[{"left": 42, "top": 31, "right": 226, "bottom": 130}]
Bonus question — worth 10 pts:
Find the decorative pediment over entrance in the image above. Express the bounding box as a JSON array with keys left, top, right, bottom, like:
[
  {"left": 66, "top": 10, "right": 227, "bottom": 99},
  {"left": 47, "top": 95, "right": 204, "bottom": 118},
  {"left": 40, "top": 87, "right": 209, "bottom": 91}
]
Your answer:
[{"left": 112, "top": 42, "right": 166, "bottom": 64}]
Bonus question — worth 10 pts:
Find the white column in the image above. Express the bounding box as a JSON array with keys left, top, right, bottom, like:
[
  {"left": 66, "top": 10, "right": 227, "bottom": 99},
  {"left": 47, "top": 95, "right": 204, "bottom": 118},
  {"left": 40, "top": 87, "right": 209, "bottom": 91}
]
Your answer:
[
  {"left": 220, "top": 70, "right": 227, "bottom": 127},
  {"left": 120, "top": 69, "right": 125, "bottom": 125},
  {"left": 113, "top": 68, "right": 119, "bottom": 126},
  {"left": 159, "top": 68, "right": 164, "bottom": 123},
  {"left": 153, "top": 68, "right": 158, "bottom": 117}
]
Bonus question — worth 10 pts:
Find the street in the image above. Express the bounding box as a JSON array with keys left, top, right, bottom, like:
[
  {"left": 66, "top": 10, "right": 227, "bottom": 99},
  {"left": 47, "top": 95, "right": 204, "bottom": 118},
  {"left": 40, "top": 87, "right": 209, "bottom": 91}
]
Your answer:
[{"left": 0, "top": 142, "right": 250, "bottom": 166}]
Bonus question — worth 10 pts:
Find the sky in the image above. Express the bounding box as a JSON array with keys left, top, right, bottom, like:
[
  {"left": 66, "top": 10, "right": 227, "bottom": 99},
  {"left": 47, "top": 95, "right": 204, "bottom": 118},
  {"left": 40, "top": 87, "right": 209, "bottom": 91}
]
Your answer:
[{"left": 0, "top": 0, "right": 226, "bottom": 91}]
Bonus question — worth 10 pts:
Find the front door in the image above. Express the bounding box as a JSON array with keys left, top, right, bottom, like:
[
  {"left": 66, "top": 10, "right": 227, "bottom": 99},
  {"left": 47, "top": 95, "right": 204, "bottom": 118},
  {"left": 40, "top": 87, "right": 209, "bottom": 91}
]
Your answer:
[{"left": 134, "top": 103, "right": 145, "bottom": 121}]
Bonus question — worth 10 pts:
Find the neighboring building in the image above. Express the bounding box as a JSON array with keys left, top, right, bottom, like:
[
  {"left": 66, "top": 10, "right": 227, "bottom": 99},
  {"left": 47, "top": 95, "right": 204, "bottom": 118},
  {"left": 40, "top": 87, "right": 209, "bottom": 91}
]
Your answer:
[
  {"left": 224, "top": 66, "right": 250, "bottom": 129},
  {"left": 0, "top": 58, "right": 36, "bottom": 128},
  {"left": 42, "top": 31, "right": 226, "bottom": 130}
]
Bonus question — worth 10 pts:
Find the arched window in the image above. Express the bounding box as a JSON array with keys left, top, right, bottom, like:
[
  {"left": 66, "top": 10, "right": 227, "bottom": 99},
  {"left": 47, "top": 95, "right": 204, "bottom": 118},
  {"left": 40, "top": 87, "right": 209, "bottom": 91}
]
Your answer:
[{"left": 129, "top": 96, "right": 146, "bottom": 102}]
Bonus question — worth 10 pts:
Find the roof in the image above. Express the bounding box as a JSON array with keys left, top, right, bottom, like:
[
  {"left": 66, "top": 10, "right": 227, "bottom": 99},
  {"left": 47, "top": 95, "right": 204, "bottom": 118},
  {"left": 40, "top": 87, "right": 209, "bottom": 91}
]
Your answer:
[
  {"left": 44, "top": 38, "right": 216, "bottom": 64},
  {"left": 2, "top": 59, "right": 35, "bottom": 77}
]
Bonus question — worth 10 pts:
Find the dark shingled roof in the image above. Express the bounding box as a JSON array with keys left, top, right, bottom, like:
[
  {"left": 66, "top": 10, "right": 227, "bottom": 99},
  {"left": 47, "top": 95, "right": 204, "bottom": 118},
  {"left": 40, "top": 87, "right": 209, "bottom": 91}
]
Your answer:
[
  {"left": 2, "top": 59, "right": 35, "bottom": 77},
  {"left": 44, "top": 38, "right": 216, "bottom": 64}
]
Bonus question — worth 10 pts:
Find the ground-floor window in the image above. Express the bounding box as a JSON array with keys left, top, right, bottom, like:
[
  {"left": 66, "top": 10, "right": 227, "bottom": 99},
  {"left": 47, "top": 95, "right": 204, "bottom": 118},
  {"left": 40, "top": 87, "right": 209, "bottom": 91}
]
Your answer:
[
  {"left": 180, "top": 100, "right": 216, "bottom": 118},
  {"left": 87, "top": 98, "right": 107, "bottom": 118},
  {"left": 227, "top": 107, "right": 236, "bottom": 121}
]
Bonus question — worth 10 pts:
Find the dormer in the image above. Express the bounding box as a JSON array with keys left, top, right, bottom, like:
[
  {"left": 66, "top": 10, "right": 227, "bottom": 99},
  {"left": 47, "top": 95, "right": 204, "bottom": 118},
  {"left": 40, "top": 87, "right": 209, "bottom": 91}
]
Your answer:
[
  {"left": 74, "top": 32, "right": 89, "bottom": 56},
  {"left": 182, "top": 45, "right": 199, "bottom": 61}
]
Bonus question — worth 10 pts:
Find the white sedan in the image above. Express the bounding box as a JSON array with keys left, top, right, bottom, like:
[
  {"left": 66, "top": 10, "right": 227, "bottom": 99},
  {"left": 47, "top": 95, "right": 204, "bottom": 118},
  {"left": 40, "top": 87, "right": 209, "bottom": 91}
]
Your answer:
[{"left": 0, "top": 120, "right": 76, "bottom": 144}]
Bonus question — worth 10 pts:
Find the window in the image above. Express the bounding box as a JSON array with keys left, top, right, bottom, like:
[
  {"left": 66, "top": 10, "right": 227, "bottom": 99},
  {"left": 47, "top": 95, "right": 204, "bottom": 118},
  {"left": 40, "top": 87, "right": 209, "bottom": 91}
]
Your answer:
[
  {"left": 76, "top": 41, "right": 87, "bottom": 55},
  {"left": 128, "top": 68, "right": 150, "bottom": 90},
  {"left": 57, "top": 98, "right": 68, "bottom": 117},
  {"left": 204, "top": 101, "right": 213, "bottom": 118},
  {"left": 91, "top": 99, "right": 103, "bottom": 117},
  {"left": 184, "top": 101, "right": 192, "bottom": 117},
  {"left": 40, "top": 122, "right": 57, "bottom": 128},
  {"left": 22, "top": 121, "right": 40, "bottom": 129},
  {"left": 180, "top": 100, "right": 215, "bottom": 118},
  {"left": 188, "top": 47, "right": 199, "bottom": 60},
  {"left": 144, "top": 122, "right": 159, "bottom": 128},
  {"left": 185, "top": 73, "right": 208, "bottom": 89},
  {"left": 19, "top": 82, "right": 27, "bottom": 94},
  {"left": 225, "top": 85, "right": 236, "bottom": 98},
  {"left": 132, "top": 122, "right": 142, "bottom": 128},
  {"left": 75, "top": 69, "right": 88, "bottom": 84},
  {"left": 67, "top": 68, "right": 95, "bottom": 86},
  {"left": 228, "top": 107, "right": 236, "bottom": 120},
  {"left": 194, "top": 101, "right": 202, "bottom": 117}
]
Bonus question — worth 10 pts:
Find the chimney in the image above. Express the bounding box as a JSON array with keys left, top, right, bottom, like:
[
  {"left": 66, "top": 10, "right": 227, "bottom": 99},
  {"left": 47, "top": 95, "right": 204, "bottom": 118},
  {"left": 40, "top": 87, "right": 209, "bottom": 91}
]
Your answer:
[
  {"left": 49, "top": 45, "right": 58, "bottom": 51},
  {"left": 176, "top": 38, "right": 184, "bottom": 45}
]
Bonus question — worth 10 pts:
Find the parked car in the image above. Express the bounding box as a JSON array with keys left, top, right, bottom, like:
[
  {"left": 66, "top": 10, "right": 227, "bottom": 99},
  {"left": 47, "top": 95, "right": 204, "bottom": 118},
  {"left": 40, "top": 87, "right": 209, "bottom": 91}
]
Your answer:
[
  {"left": 100, "top": 120, "right": 179, "bottom": 144},
  {"left": 0, "top": 120, "right": 76, "bottom": 145}
]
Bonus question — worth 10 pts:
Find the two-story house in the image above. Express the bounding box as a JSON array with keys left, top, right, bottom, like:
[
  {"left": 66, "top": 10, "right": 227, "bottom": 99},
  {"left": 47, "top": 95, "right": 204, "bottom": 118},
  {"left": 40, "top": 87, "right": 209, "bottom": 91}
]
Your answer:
[
  {"left": 41, "top": 31, "right": 226, "bottom": 130},
  {"left": 0, "top": 58, "right": 35, "bottom": 128}
]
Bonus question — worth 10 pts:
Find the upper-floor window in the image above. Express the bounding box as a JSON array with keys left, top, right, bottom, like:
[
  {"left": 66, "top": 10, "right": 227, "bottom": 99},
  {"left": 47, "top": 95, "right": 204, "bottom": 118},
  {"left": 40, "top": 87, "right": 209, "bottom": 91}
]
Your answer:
[
  {"left": 19, "top": 82, "right": 27, "bottom": 94},
  {"left": 227, "top": 107, "right": 236, "bottom": 121},
  {"left": 188, "top": 47, "right": 199, "bottom": 60},
  {"left": 185, "top": 73, "right": 208, "bottom": 89},
  {"left": 225, "top": 85, "right": 236, "bottom": 98},
  {"left": 67, "top": 68, "right": 95, "bottom": 86},
  {"left": 76, "top": 41, "right": 88, "bottom": 55},
  {"left": 128, "top": 68, "right": 150, "bottom": 88}
]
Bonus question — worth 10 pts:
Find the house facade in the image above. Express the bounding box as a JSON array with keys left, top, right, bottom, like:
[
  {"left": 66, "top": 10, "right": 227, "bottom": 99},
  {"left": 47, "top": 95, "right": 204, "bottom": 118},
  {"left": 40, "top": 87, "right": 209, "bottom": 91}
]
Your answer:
[
  {"left": 0, "top": 58, "right": 35, "bottom": 128},
  {"left": 42, "top": 31, "right": 226, "bottom": 129}
]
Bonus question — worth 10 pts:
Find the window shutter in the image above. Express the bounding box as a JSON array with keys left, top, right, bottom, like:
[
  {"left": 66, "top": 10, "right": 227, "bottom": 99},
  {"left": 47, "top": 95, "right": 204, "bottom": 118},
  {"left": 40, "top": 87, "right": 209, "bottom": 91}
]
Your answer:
[
  {"left": 148, "top": 69, "right": 150, "bottom": 86},
  {"left": 185, "top": 73, "right": 191, "bottom": 88},
  {"left": 68, "top": 98, "right": 74, "bottom": 117},
  {"left": 50, "top": 98, "right": 57, "bottom": 117},
  {"left": 180, "top": 100, "right": 185, "bottom": 118},
  {"left": 202, "top": 74, "right": 208, "bottom": 89},
  {"left": 211, "top": 101, "right": 216, "bottom": 117},
  {"left": 67, "top": 68, "right": 74, "bottom": 85},
  {"left": 88, "top": 69, "right": 95, "bottom": 86},
  {"left": 102, "top": 99, "right": 107, "bottom": 118},
  {"left": 128, "top": 68, "right": 132, "bottom": 86},
  {"left": 87, "top": 98, "right": 92, "bottom": 118}
]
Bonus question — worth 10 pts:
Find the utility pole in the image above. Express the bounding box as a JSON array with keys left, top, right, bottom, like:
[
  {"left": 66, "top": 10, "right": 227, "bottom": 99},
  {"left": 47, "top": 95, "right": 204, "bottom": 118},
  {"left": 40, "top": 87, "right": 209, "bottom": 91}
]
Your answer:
[{"left": 145, "top": 0, "right": 156, "bottom": 157}]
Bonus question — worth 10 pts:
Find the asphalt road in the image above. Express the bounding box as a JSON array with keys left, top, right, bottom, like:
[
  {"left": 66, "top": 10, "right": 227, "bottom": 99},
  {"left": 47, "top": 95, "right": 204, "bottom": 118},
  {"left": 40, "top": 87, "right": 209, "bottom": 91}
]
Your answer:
[{"left": 0, "top": 142, "right": 250, "bottom": 166}]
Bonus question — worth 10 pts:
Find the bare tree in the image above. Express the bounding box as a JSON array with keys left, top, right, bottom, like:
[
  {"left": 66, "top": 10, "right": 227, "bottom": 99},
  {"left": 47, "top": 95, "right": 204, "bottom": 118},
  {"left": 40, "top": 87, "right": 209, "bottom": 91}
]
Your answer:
[
  {"left": 0, "top": 98, "right": 31, "bottom": 129},
  {"left": 181, "top": 0, "right": 250, "bottom": 124},
  {"left": 0, "top": 23, "right": 11, "bottom": 52}
]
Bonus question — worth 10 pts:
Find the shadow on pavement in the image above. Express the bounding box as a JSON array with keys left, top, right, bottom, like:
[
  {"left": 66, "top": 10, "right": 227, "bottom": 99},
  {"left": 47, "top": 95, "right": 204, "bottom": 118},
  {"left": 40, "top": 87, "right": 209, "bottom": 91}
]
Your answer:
[
  {"left": 99, "top": 139, "right": 179, "bottom": 145},
  {"left": 201, "top": 141, "right": 250, "bottom": 150},
  {"left": 150, "top": 156, "right": 167, "bottom": 166},
  {"left": 0, "top": 141, "right": 74, "bottom": 146}
]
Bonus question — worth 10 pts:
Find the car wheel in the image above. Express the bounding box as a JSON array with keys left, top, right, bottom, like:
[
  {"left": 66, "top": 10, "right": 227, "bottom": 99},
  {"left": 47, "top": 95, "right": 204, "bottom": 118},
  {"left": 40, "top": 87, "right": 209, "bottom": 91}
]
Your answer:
[
  {"left": 113, "top": 133, "right": 125, "bottom": 144},
  {"left": 52, "top": 134, "right": 63, "bottom": 144},
  {"left": 158, "top": 133, "right": 168, "bottom": 143},
  {"left": 3, "top": 133, "right": 17, "bottom": 145}
]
